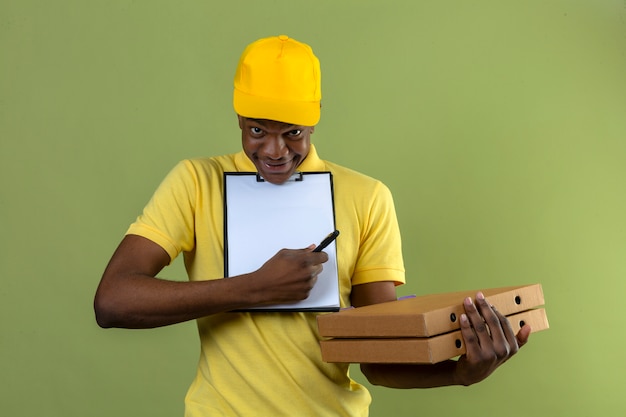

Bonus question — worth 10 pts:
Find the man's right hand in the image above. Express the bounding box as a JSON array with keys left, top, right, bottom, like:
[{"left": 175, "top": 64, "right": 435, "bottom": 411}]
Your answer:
[{"left": 246, "top": 245, "right": 329, "bottom": 305}]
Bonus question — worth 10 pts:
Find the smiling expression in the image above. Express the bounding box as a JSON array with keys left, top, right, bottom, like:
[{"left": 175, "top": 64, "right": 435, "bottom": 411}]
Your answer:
[{"left": 238, "top": 116, "right": 315, "bottom": 185}]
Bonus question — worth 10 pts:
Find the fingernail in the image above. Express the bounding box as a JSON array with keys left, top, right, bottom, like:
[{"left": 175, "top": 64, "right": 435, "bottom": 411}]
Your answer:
[
  {"left": 464, "top": 297, "right": 472, "bottom": 306},
  {"left": 477, "top": 292, "right": 485, "bottom": 301},
  {"left": 460, "top": 314, "right": 468, "bottom": 324}
]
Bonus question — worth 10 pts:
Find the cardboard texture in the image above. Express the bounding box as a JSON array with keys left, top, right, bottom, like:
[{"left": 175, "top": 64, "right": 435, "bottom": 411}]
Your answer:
[
  {"left": 319, "top": 308, "right": 549, "bottom": 364},
  {"left": 317, "top": 284, "right": 545, "bottom": 338}
]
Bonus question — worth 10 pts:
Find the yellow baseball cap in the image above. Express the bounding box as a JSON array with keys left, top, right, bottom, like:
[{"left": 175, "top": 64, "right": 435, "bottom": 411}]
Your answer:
[{"left": 233, "top": 35, "right": 321, "bottom": 126}]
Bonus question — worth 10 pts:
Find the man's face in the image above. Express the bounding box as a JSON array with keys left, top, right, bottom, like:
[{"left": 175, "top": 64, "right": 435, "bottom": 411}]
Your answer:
[{"left": 239, "top": 116, "right": 314, "bottom": 185}]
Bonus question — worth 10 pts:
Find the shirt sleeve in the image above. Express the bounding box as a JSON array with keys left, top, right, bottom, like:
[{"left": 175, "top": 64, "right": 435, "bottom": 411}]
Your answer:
[
  {"left": 126, "top": 160, "right": 198, "bottom": 263},
  {"left": 351, "top": 180, "right": 406, "bottom": 286}
]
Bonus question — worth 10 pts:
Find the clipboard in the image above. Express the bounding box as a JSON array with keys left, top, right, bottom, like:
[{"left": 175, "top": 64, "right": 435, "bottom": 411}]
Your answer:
[{"left": 223, "top": 172, "right": 340, "bottom": 312}]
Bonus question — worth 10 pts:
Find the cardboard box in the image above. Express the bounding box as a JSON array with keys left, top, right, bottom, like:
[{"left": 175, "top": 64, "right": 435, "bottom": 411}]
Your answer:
[
  {"left": 319, "top": 308, "right": 549, "bottom": 364},
  {"left": 317, "top": 284, "right": 544, "bottom": 338},
  {"left": 317, "top": 284, "right": 549, "bottom": 364}
]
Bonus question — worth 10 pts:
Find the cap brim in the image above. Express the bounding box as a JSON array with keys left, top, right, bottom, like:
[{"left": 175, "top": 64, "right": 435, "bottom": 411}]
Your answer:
[{"left": 234, "top": 89, "right": 320, "bottom": 126}]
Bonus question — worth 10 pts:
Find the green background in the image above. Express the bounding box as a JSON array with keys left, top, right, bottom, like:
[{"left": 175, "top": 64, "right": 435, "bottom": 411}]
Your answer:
[{"left": 2, "top": 0, "right": 625, "bottom": 416}]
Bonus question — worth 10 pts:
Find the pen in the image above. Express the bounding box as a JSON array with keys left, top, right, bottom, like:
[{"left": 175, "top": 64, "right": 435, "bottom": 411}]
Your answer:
[{"left": 313, "top": 230, "right": 340, "bottom": 252}]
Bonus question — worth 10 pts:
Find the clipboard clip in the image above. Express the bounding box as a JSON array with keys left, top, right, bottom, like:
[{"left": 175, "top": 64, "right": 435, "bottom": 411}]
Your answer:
[{"left": 256, "top": 172, "right": 303, "bottom": 182}]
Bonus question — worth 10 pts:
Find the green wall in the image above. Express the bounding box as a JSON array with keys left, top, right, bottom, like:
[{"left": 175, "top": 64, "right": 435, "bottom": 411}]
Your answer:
[{"left": 2, "top": 1, "right": 625, "bottom": 415}]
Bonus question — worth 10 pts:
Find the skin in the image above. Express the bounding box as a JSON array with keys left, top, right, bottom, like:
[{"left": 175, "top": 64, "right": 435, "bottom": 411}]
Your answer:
[
  {"left": 94, "top": 235, "right": 328, "bottom": 328},
  {"left": 238, "top": 116, "right": 314, "bottom": 185},
  {"left": 94, "top": 116, "right": 530, "bottom": 387}
]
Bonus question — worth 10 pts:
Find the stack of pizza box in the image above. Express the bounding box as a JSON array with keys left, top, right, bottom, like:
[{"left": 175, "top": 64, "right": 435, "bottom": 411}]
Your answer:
[{"left": 317, "top": 284, "right": 548, "bottom": 364}]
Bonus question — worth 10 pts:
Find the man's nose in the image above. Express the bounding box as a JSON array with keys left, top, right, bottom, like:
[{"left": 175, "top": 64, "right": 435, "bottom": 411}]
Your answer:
[{"left": 262, "top": 137, "right": 288, "bottom": 159}]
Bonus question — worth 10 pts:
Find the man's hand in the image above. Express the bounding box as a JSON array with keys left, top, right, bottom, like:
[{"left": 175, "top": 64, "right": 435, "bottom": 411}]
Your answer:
[
  {"left": 247, "top": 245, "right": 329, "bottom": 305},
  {"left": 454, "top": 292, "right": 532, "bottom": 386}
]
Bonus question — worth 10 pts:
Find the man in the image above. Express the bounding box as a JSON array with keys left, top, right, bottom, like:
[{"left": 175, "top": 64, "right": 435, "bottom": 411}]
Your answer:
[{"left": 95, "top": 35, "right": 530, "bottom": 416}]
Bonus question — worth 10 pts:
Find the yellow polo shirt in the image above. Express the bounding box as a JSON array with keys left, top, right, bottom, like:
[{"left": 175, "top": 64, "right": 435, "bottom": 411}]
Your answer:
[{"left": 127, "top": 145, "right": 405, "bottom": 416}]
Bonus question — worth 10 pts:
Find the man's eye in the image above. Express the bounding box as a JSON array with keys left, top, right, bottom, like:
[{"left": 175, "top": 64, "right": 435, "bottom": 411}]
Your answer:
[
  {"left": 250, "top": 127, "right": 263, "bottom": 134},
  {"left": 288, "top": 129, "right": 302, "bottom": 136}
]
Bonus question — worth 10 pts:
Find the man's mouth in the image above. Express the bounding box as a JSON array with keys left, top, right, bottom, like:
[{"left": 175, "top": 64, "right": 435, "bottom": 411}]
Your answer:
[{"left": 261, "top": 159, "right": 293, "bottom": 172}]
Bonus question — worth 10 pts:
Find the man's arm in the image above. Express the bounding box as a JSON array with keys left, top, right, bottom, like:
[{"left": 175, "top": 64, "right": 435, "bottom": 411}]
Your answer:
[
  {"left": 94, "top": 234, "right": 328, "bottom": 329},
  {"left": 352, "top": 281, "right": 532, "bottom": 388}
]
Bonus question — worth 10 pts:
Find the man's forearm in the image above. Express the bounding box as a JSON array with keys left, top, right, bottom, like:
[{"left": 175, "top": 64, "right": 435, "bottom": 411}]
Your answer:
[
  {"left": 360, "top": 360, "right": 463, "bottom": 389},
  {"left": 94, "top": 273, "right": 262, "bottom": 329}
]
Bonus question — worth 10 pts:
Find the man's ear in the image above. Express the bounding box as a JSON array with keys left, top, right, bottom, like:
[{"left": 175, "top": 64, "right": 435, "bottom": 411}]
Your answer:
[
  {"left": 310, "top": 126, "right": 315, "bottom": 134},
  {"left": 237, "top": 115, "right": 244, "bottom": 129}
]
